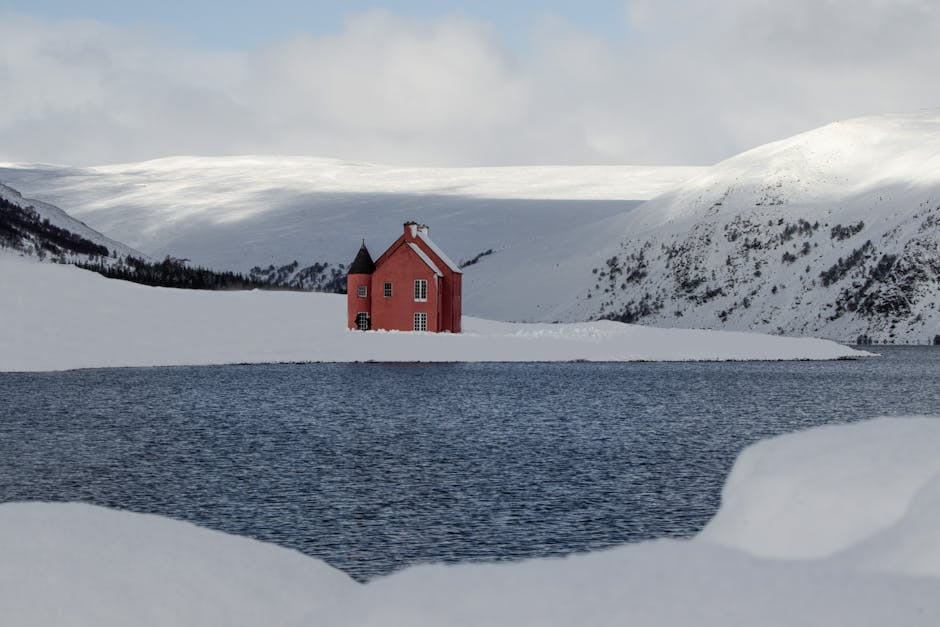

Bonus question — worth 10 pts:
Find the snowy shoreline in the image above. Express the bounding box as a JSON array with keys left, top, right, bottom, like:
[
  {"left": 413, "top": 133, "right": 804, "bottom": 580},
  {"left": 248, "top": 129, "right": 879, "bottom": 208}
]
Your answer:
[
  {"left": 0, "top": 254, "right": 872, "bottom": 372},
  {"left": 2, "top": 416, "right": 939, "bottom": 626},
  {"left": 20, "top": 354, "right": 868, "bottom": 375}
]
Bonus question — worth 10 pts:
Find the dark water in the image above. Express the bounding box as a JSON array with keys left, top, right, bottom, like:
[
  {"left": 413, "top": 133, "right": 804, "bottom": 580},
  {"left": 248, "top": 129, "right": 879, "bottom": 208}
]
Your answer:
[{"left": 2, "top": 347, "right": 940, "bottom": 581}]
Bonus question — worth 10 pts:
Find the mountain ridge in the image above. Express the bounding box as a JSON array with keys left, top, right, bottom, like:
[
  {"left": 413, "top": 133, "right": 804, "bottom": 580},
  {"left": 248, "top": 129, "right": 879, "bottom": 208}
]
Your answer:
[{"left": 565, "top": 110, "right": 940, "bottom": 343}]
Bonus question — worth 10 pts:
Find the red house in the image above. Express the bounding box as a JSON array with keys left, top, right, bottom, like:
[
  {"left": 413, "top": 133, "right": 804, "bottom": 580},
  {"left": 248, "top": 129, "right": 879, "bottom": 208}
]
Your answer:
[{"left": 347, "top": 222, "right": 462, "bottom": 332}]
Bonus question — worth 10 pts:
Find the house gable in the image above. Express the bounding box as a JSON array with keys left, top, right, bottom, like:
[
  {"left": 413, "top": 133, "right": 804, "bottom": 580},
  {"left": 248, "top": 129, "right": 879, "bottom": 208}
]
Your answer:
[
  {"left": 407, "top": 242, "right": 443, "bottom": 277},
  {"left": 370, "top": 238, "right": 440, "bottom": 332}
]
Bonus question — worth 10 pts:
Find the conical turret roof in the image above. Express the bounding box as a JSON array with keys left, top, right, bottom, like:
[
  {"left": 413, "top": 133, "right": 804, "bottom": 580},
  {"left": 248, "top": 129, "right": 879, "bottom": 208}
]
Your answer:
[{"left": 348, "top": 241, "right": 375, "bottom": 274}]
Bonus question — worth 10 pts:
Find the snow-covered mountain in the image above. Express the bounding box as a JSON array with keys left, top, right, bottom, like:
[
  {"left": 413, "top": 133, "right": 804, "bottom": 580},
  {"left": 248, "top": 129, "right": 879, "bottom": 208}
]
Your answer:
[
  {"left": 0, "top": 183, "right": 141, "bottom": 263},
  {"left": 0, "top": 158, "right": 704, "bottom": 320},
  {"left": 561, "top": 110, "right": 940, "bottom": 343}
]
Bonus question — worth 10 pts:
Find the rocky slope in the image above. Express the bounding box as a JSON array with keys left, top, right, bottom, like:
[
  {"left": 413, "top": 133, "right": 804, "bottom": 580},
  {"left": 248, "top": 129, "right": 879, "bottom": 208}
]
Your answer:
[{"left": 564, "top": 110, "right": 940, "bottom": 343}]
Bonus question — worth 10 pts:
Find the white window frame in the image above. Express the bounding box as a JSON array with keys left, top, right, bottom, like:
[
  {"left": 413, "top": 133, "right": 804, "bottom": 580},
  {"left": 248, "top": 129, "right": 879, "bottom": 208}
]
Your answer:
[
  {"left": 413, "top": 312, "right": 428, "bottom": 332},
  {"left": 357, "top": 285, "right": 367, "bottom": 298},
  {"left": 384, "top": 281, "right": 392, "bottom": 297},
  {"left": 355, "top": 312, "right": 370, "bottom": 331},
  {"left": 414, "top": 279, "right": 427, "bottom": 302}
]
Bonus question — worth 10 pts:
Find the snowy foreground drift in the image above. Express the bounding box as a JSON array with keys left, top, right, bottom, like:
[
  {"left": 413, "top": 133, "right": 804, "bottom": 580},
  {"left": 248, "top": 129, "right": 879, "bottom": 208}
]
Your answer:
[
  {"left": 3, "top": 417, "right": 940, "bottom": 626},
  {"left": 0, "top": 255, "right": 866, "bottom": 371}
]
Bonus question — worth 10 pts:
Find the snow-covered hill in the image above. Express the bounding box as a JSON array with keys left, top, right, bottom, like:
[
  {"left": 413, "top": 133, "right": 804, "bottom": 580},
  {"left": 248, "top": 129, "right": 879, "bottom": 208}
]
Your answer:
[
  {"left": 0, "top": 158, "right": 704, "bottom": 321},
  {"left": 0, "top": 254, "right": 867, "bottom": 372},
  {"left": 0, "top": 183, "right": 141, "bottom": 263},
  {"left": 564, "top": 110, "right": 940, "bottom": 343}
]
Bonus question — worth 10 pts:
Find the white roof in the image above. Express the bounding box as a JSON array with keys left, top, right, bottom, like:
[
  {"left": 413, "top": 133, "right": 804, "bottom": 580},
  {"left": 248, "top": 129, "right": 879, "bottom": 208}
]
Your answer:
[
  {"left": 416, "top": 231, "right": 462, "bottom": 274},
  {"left": 407, "top": 243, "right": 443, "bottom": 277}
]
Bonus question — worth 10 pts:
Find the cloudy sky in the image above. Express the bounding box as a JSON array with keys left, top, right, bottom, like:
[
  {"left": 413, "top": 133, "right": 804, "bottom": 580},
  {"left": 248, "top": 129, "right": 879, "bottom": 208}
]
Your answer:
[{"left": 1, "top": 0, "right": 938, "bottom": 166}]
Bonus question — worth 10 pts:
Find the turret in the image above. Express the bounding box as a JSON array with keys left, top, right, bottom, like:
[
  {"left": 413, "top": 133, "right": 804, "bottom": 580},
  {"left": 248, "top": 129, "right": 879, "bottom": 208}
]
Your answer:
[{"left": 347, "top": 242, "right": 375, "bottom": 330}]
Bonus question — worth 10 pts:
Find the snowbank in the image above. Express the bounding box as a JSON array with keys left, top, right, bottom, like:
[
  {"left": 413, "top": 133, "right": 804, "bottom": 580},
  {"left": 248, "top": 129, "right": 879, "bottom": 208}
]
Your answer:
[
  {"left": 700, "top": 416, "right": 940, "bottom": 561},
  {"left": 3, "top": 417, "right": 940, "bottom": 626},
  {"left": 0, "top": 502, "right": 356, "bottom": 627},
  {"left": 0, "top": 254, "right": 868, "bottom": 372}
]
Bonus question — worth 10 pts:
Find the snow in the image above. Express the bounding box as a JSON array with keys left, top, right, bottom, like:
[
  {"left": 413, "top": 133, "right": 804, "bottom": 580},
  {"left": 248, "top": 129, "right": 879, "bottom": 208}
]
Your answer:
[
  {"left": 406, "top": 242, "right": 443, "bottom": 276},
  {"left": 0, "top": 157, "right": 704, "bottom": 321},
  {"left": 699, "top": 416, "right": 940, "bottom": 561},
  {"left": 0, "top": 253, "right": 867, "bottom": 372},
  {"left": 0, "top": 502, "right": 356, "bottom": 627},
  {"left": 3, "top": 417, "right": 940, "bottom": 626},
  {"left": 563, "top": 109, "right": 940, "bottom": 342},
  {"left": 631, "top": 110, "right": 940, "bottom": 230}
]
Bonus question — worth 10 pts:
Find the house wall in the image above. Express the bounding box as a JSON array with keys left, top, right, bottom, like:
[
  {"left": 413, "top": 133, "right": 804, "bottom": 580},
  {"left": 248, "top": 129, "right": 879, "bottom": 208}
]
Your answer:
[
  {"left": 401, "top": 228, "right": 461, "bottom": 333},
  {"left": 449, "top": 273, "right": 462, "bottom": 333},
  {"left": 370, "top": 245, "right": 440, "bottom": 332},
  {"left": 428, "top": 264, "right": 459, "bottom": 333},
  {"left": 346, "top": 273, "right": 372, "bottom": 330}
]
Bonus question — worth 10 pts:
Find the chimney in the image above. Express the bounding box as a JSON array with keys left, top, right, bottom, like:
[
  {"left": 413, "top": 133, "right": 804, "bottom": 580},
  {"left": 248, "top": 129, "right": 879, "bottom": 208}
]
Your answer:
[
  {"left": 417, "top": 224, "right": 429, "bottom": 237},
  {"left": 404, "top": 221, "right": 418, "bottom": 238}
]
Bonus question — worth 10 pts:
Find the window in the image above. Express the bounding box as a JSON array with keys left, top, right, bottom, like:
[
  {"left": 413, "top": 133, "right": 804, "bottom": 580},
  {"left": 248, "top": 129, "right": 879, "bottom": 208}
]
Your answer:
[
  {"left": 355, "top": 312, "right": 370, "bottom": 331},
  {"left": 413, "top": 312, "right": 427, "bottom": 332},
  {"left": 414, "top": 279, "right": 427, "bottom": 302},
  {"left": 384, "top": 281, "right": 392, "bottom": 297},
  {"left": 357, "top": 285, "right": 367, "bottom": 298}
]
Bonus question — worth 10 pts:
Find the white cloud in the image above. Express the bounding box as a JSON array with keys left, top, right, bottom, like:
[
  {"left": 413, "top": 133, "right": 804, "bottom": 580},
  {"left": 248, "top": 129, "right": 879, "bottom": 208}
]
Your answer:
[{"left": 1, "top": 3, "right": 939, "bottom": 166}]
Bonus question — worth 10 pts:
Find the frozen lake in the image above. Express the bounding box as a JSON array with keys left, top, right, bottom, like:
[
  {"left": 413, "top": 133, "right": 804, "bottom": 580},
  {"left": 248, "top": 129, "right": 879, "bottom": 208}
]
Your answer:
[{"left": 2, "top": 347, "right": 939, "bottom": 581}]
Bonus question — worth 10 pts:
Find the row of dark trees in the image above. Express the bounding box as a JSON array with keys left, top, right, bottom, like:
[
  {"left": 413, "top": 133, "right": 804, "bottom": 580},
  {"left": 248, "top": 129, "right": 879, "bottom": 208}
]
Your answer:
[{"left": 76, "top": 256, "right": 299, "bottom": 291}]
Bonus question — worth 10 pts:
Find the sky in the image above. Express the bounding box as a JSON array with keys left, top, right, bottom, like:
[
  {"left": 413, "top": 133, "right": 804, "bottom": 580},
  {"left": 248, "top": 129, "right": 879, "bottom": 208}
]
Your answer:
[{"left": 1, "top": 0, "right": 939, "bottom": 167}]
